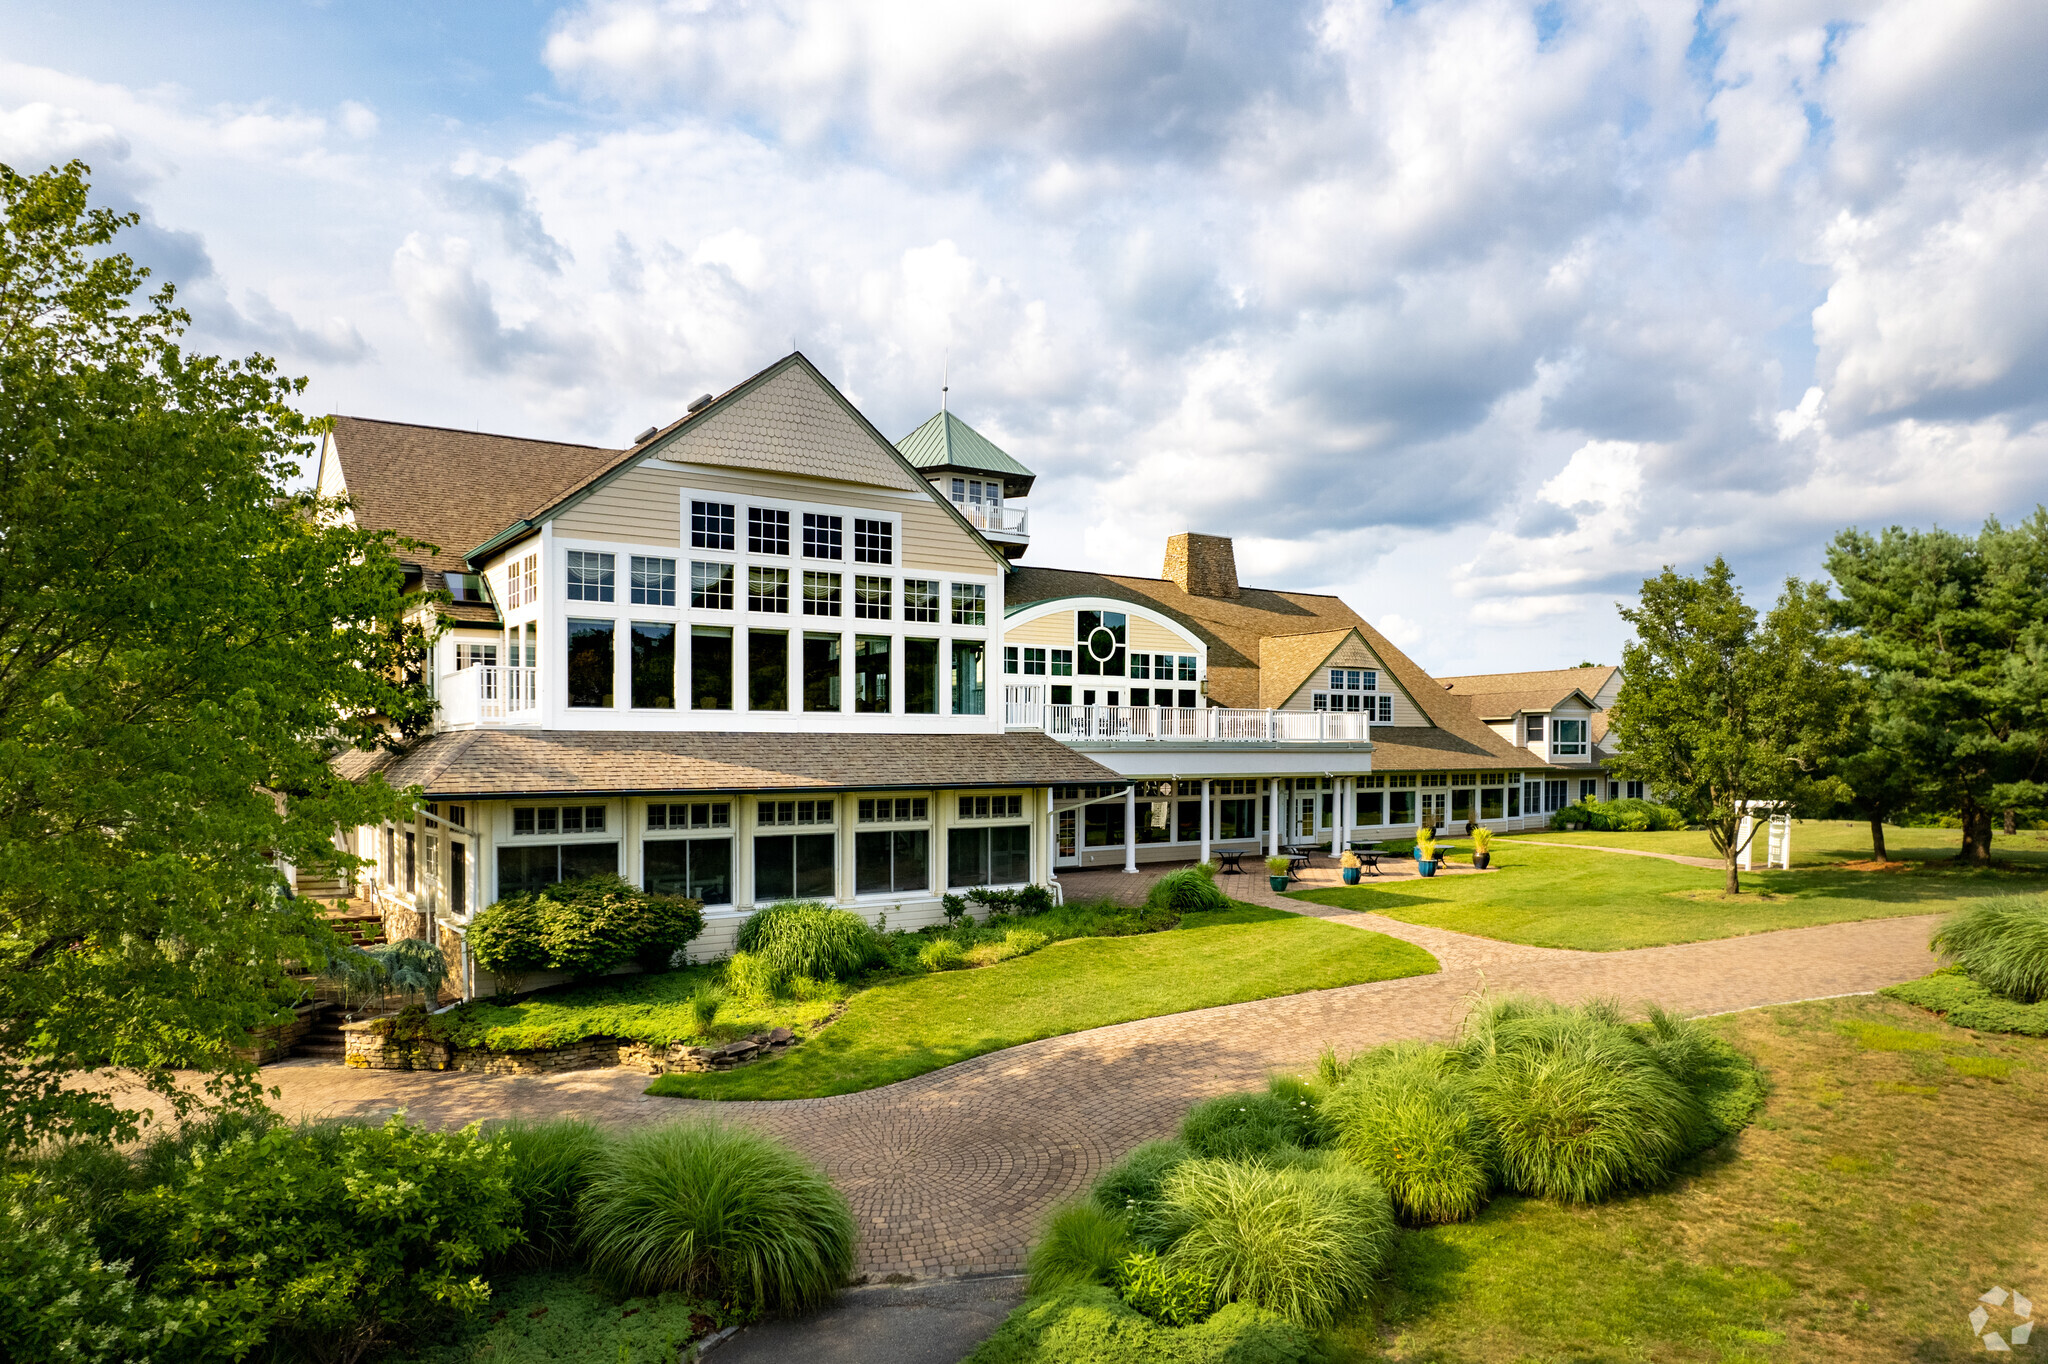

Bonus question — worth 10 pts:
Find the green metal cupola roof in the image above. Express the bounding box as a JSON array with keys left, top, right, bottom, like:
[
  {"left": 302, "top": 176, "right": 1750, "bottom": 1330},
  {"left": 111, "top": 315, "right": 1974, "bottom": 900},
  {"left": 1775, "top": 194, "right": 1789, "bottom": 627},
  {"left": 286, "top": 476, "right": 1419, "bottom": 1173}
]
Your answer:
[{"left": 895, "top": 410, "right": 1036, "bottom": 498}]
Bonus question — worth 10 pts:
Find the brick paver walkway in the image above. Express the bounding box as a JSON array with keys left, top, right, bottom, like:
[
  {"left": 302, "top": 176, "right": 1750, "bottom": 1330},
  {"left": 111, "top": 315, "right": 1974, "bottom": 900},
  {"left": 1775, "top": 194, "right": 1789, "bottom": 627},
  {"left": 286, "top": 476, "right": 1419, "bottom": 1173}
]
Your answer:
[{"left": 246, "top": 861, "right": 1939, "bottom": 1280}]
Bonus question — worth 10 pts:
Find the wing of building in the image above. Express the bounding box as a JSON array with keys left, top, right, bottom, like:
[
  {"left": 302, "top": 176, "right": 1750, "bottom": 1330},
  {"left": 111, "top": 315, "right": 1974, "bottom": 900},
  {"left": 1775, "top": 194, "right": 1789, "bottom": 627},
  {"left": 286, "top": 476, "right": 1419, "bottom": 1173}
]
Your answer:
[{"left": 318, "top": 352, "right": 1620, "bottom": 987}]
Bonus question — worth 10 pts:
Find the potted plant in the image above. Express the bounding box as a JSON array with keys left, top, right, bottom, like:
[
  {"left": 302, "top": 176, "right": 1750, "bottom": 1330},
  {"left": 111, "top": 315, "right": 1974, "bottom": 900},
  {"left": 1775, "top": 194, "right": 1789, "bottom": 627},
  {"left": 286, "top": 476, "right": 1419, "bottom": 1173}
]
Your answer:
[
  {"left": 1413, "top": 836, "right": 1438, "bottom": 877},
  {"left": 1266, "top": 855, "right": 1293, "bottom": 892},
  {"left": 1339, "top": 850, "right": 1362, "bottom": 885},
  {"left": 1472, "top": 826, "right": 1494, "bottom": 870}
]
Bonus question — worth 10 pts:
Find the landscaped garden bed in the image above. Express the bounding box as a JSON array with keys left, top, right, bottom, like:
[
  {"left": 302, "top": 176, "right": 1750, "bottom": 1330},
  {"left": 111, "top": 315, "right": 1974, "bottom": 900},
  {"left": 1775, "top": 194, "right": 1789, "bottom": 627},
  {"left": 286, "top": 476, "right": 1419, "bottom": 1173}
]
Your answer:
[{"left": 1885, "top": 894, "right": 2048, "bottom": 1036}]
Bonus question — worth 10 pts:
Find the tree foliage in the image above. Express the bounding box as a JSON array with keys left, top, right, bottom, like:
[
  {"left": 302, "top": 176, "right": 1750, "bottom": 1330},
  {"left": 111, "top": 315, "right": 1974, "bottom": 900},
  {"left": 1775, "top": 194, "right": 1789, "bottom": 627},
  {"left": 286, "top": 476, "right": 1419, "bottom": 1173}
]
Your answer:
[
  {"left": 1607, "top": 558, "right": 1850, "bottom": 893},
  {"left": 1825, "top": 514, "right": 2048, "bottom": 864},
  {"left": 0, "top": 161, "right": 433, "bottom": 1150}
]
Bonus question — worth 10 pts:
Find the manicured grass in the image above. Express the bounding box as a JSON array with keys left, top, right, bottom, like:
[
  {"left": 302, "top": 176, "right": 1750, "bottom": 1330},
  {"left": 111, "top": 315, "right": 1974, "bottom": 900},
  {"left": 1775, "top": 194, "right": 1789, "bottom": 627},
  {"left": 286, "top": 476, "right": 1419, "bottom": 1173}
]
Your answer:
[
  {"left": 646, "top": 905, "right": 1437, "bottom": 1100},
  {"left": 1328, "top": 996, "right": 2048, "bottom": 1362},
  {"left": 1514, "top": 819, "right": 2048, "bottom": 869},
  {"left": 430, "top": 962, "right": 844, "bottom": 1051},
  {"left": 1291, "top": 842, "right": 2036, "bottom": 950}
]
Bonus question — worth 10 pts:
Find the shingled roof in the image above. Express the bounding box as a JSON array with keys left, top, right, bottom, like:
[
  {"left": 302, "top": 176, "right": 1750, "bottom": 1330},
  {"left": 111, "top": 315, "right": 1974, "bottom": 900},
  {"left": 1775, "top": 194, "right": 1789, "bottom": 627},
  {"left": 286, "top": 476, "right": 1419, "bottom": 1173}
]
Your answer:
[
  {"left": 333, "top": 729, "right": 1120, "bottom": 799},
  {"left": 895, "top": 410, "right": 1036, "bottom": 496},
  {"left": 1439, "top": 665, "right": 1618, "bottom": 716},
  {"left": 1005, "top": 566, "right": 1525, "bottom": 766}
]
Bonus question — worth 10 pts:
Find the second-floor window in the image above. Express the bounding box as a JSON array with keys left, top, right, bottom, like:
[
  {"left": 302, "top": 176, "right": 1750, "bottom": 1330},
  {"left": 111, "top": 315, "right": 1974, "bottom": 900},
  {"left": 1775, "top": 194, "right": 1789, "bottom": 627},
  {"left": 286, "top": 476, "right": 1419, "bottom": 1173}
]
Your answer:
[
  {"left": 1551, "top": 718, "right": 1588, "bottom": 756},
  {"left": 691, "top": 562, "right": 734, "bottom": 610},
  {"left": 853, "top": 518, "right": 892, "bottom": 564},
  {"left": 749, "top": 567, "right": 789, "bottom": 613},
  {"left": 952, "top": 583, "right": 986, "bottom": 626},
  {"left": 1328, "top": 668, "right": 1377, "bottom": 692},
  {"left": 692, "top": 500, "right": 735, "bottom": 550},
  {"left": 631, "top": 556, "right": 676, "bottom": 606},
  {"left": 903, "top": 579, "right": 940, "bottom": 623},
  {"left": 1525, "top": 715, "right": 1545, "bottom": 742},
  {"left": 567, "top": 551, "right": 614, "bottom": 602},
  {"left": 854, "top": 575, "right": 891, "bottom": 619},
  {"left": 802, "top": 513, "right": 842, "bottom": 559},
  {"left": 803, "top": 571, "right": 842, "bottom": 616},
  {"left": 748, "top": 507, "right": 789, "bottom": 555}
]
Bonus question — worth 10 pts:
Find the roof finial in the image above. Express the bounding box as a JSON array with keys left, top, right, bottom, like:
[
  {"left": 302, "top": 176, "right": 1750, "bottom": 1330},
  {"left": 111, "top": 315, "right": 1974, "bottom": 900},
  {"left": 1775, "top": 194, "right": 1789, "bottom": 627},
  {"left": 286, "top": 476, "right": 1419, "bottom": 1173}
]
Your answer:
[{"left": 941, "top": 347, "right": 950, "bottom": 413}]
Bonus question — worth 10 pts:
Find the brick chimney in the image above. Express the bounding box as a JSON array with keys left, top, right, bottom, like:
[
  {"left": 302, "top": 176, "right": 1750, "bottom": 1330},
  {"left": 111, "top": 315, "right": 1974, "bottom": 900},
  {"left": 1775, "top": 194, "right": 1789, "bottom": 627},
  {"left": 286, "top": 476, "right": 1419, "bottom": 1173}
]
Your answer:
[{"left": 1164, "top": 533, "right": 1239, "bottom": 599}]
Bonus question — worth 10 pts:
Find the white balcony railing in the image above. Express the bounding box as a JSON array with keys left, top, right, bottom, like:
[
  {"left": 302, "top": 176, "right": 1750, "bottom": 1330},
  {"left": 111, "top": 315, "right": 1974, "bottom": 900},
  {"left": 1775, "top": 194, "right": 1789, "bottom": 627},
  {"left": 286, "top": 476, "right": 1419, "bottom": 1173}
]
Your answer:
[
  {"left": 437, "top": 665, "right": 540, "bottom": 729},
  {"left": 953, "top": 502, "right": 1029, "bottom": 536},
  {"left": 1005, "top": 697, "right": 1369, "bottom": 744}
]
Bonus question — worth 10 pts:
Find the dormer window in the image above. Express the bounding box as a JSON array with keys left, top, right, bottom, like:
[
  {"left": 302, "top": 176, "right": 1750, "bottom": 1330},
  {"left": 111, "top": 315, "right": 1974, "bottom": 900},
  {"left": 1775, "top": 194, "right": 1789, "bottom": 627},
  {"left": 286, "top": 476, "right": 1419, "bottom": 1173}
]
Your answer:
[
  {"left": 1551, "top": 718, "right": 1588, "bottom": 756},
  {"left": 1525, "top": 715, "right": 1545, "bottom": 743},
  {"left": 446, "top": 572, "right": 486, "bottom": 603}
]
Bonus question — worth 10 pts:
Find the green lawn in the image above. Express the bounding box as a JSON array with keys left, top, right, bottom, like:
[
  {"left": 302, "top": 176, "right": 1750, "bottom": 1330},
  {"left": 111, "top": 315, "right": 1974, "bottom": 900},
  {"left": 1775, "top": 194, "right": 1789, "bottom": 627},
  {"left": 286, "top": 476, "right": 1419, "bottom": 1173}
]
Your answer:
[
  {"left": 645, "top": 905, "right": 1437, "bottom": 1100},
  {"left": 1325, "top": 995, "right": 2048, "bottom": 1363},
  {"left": 1512, "top": 819, "right": 2048, "bottom": 869},
  {"left": 1290, "top": 842, "right": 2040, "bottom": 951}
]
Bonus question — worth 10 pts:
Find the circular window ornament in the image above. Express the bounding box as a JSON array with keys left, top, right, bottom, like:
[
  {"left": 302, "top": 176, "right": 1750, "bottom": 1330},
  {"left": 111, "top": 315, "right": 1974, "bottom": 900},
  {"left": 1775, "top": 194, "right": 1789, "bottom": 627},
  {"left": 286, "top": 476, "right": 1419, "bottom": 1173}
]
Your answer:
[{"left": 1087, "top": 627, "right": 1118, "bottom": 662}]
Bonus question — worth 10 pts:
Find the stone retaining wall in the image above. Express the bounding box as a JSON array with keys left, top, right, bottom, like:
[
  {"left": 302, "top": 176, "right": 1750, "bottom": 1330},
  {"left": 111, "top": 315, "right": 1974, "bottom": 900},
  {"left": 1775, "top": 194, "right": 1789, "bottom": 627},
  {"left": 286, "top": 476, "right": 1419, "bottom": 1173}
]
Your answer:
[
  {"left": 341, "top": 1021, "right": 799, "bottom": 1075},
  {"left": 238, "top": 1004, "right": 318, "bottom": 1064}
]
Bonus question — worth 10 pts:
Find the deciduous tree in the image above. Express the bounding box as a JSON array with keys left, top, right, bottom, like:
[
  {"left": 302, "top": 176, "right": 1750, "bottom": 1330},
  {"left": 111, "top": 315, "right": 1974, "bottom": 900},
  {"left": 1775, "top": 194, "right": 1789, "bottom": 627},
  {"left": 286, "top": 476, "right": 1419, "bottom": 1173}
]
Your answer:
[
  {"left": 0, "top": 161, "right": 432, "bottom": 1149},
  {"left": 1608, "top": 559, "right": 1849, "bottom": 895}
]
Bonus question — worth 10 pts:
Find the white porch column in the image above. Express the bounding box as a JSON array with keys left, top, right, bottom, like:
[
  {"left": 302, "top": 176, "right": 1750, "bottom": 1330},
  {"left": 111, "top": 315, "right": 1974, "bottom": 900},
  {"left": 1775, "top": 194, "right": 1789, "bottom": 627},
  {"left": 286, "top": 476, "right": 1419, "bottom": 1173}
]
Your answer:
[
  {"left": 1330, "top": 778, "right": 1343, "bottom": 858},
  {"left": 1044, "top": 787, "right": 1057, "bottom": 885},
  {"left": 1267, "top": 779, "right": 1281, "bottom": 858},
  {"left": 1124, "top": 783, "right": 1139, "bottom": 873},
  {"left": 1199, "top": 778, "right": 1212, "bottom": 865}
]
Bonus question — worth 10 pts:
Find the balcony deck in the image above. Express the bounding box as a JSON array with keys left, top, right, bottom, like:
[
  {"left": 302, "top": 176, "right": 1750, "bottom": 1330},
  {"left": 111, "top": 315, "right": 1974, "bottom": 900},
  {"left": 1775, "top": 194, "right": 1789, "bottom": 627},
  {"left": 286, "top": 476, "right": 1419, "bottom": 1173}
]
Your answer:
[
  {"left": 1006, "top": 701, "right": 1369, "bottom": 745},
  {"left": 436, "top": 666, "right": 541, "bottom": 730}
]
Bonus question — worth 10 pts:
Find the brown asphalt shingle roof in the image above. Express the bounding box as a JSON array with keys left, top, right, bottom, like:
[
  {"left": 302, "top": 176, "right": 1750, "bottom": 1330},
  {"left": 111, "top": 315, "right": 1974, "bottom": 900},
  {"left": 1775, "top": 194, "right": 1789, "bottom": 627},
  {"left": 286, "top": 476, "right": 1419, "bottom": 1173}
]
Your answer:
[
  {"left": 1440, "top": 665, "right": 1618, "bottom": 707},
  {"left": 333, "top": 729, "right": 1121, "bottom": 799}
]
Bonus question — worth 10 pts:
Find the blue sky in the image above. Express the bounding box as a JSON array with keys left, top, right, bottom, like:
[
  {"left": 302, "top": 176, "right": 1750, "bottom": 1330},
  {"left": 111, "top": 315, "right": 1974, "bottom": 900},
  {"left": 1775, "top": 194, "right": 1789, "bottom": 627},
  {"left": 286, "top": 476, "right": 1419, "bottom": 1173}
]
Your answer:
[{"left": 3, "top": 0, "right": 2046, "bottom": 675}]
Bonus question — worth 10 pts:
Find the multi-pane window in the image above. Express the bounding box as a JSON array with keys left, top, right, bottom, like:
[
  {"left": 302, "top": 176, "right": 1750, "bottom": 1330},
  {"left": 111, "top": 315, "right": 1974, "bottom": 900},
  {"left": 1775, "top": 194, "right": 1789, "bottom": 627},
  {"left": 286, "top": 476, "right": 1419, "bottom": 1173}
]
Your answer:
[
  {"left": 643, "top": 838, "right": 732, "bottom": 906},
  {"left": 948, "top": 824, "right": 1030, "bottom": 888},
  {"left": 1050, "top": 648, "right": 1074, "bottom": 676},
  {"left": 858, "top": 797, "right": 928, "bottom": 823},
  {"left": 1552, "top": 719, "right": 1589, "bottom": 756},
  {"left": 749, "top": 566, "right": 789, "bottom": 613},
  {"left": 566, "top": 550, "right": 615, "bottom": 602},
  {"left": 1327, "top": 668, "right": 1378, "bottom": 691},
  {"left": 957, "top": 794, "right": 1023, "bottom": 820},
  {"left": 1313, "top": 692, "right": 1391, "bottom": 720},
  {"left": 506, "top": 561, "right": 522, "bottom": 610},
  {"left": 1023, "top": 647, "right": 1047, "bottom": 676},
  {"left": 951, "top": 583, "right": 986, "bottom": 626},
  {"left": 456, "top": 642, "right": 498, "bottom": 670},
  {"left": 758, "top": 800, "right": 835, "bottom": 827},
  {"left": 748, "top": 507, "right": 789, "bottom": 555},
  {"left": 631, "top": 556, "right": 677, "bottom": 606},
  {"left": 508, "top": 553, "right": 538, "bottom": 609},
  {"left": 853, "top": 518, "right": 893, "bottom": 564},
  {"left": 855, "top": 828, "right": 928, "bottom": 895},
  {"left": 1076, "top": 609, "right": 1126, "bottom": 675},
  {"left": 803, "top": 571, "right": 842, "bottom": 616},
  {"left": 854, "top": 575, "right": 891, "bottom": 619},
  {"left": 903, "top": 579, "right": 941, "bottom": 623},
  {"left": 802, "top": 513, "right": 842, "bottom": 560},
  {"left": 513, "top": 805, "right": 608, "bottom": 835},
  {"left": 498, "top": 842, "right": 619, "bottom": 898},
  {"left": 1525, "top": 715, "right": 1545, "bottom": 742},
  {"left": 647, "top": 802, "right": 730, "bottom": 830},
  {"left": 691, "top": 561, "right": 734, "bottom": 610},
  {"left": 1003, "top": 646, "right": 1018, "bottom": 674},
  {"left": 691, "top": 500, "right": 735, "bottom": 550}
]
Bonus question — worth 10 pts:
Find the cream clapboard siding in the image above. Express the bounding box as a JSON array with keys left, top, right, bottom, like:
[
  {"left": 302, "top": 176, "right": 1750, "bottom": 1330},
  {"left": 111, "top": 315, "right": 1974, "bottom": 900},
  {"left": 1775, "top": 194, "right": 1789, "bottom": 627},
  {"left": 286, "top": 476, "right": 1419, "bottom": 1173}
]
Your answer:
[
  {"left": 1279, "top": 634, "right": 1431, "bottom": 725},
  {"left": 553, "top": 462, "right": 996, "bottom": 577},
  {"left": 1004, "top": 612, "right": 1074, "bottom": 646},
  {"left": 1129, "top": 617, "right": 1188, "bottom": 650},
  {"left": 1003, "top": 606, "right": 1200, "bottom": 653}
]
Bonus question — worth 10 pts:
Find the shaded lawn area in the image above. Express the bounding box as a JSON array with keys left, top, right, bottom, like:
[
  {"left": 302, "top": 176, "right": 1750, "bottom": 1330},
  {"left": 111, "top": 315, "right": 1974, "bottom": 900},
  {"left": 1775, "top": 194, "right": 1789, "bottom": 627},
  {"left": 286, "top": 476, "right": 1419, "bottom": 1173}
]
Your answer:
[
  {"left": 646, "top": 904, "right": 1436, "bottom": 1101},
  {"left": 1290, "top": 842, "right": 2035, "bottom": 950},
  {"left": 1510, "top": 819, "right": 2048, "bottom": 869},
  {"left": 1338, "top": 996, "right": 2048, "bottom": 1363}
]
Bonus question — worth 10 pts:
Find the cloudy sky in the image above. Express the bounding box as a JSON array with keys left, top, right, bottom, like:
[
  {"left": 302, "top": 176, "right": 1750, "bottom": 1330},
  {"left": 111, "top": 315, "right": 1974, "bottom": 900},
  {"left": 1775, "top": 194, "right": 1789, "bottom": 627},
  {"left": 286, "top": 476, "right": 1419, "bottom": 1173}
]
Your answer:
[{"left": 4, "top": 0, "right": 2046, "bottom": 674}]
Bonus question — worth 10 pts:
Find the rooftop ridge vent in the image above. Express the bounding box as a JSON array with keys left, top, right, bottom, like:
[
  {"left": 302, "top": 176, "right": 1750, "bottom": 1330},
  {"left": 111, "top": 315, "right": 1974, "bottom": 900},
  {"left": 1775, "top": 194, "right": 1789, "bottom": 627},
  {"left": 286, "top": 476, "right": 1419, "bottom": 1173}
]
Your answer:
[
  {"left": 687, "top": 393, "right": 714, "bottom": 412},
  {"left": 632, "top": 425, "right": 659, "bottom": 444}
]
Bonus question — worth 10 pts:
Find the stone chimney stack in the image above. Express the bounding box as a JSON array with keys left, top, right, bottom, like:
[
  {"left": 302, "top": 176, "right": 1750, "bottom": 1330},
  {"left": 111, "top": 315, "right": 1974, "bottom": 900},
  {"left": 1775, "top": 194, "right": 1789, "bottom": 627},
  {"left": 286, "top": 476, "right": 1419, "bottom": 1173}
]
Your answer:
[{"left": 1163, "top": 533, "right": 1240, "bottom": 599}]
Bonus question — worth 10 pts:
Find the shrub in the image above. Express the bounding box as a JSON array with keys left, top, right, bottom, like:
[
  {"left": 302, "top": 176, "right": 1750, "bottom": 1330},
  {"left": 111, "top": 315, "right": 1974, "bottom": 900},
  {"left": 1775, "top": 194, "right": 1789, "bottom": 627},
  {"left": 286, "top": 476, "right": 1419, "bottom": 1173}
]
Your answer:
[
  {"left": 723, "top": 950, "right": 782, "bottom": 1005},
  {"left": 1146, "top": 863, "right": 1230, "bottom": 913},
  {"left": 1027, "top": 1201, "right": 1132, "bottom": 1294},
  {"left": 1014, "top": 884, "right": 1056, "bottom": 916},
  {"left": 1152, "top": 1154, "right": 1395, "bottom": 1328},
  {"left": 1089, "top": 1140, "right": 1191, "bottom": 1231},
  {"left": 1461, "top": 997, "right": 1701, "bottom": 1202},
  {"left": 941, "top": 893, "right": 971, "bottom": 925},
  {"left": 1931, "top": 896, "right": 2048, "bottom": 1003},
  {"left": 491, "top": 1118, "right": 606, "bottom": 1268},
  {"left": 1319, "top": 1043, "right": 1490, "bottom": 1224},
  {"left": 374, "top": 937, "right": 450, "bottom": 1003},
  {"left": 1179, "top": 1091, "right": 1314, "bottom": 1161},
  {"left": 964, "top": 1286, "right": 1323, "bottom": 1364},
  {"left": 1114, "top": 1249, "right": 1216, "bottom": 1326},
  {"left": 137, "top": 1114, "right": 520, "bottom": 1364},
  {"left": 577, "top": 1121, "right": 854, "bottom": 1313},
  {"left": 1549, "top": 798, "right": 1685, "bottom": 833},
  {"left": 734, "top": 902, "right": 881, "bottom": 984},
  {"left": 0, "top": 1178, "right": 164, "bottom": 1364},
  {"left": 919, "top": 938, "right": 968, "bottom": 972},
  {"left": 473, "top": 876, "right": 705, "bottom": 986}
]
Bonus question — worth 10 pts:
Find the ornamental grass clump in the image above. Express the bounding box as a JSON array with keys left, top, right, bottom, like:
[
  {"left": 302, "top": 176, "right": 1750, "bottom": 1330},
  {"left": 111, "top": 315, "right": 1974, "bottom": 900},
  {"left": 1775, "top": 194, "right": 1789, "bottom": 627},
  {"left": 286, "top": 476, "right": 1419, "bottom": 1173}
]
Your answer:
[
  {"left": 1461, "top": 996, "right": 1702, "bottom": 1203},
  {"left": 1027, "top": 1200, "right": 1133, "bottom": 1294},
  {"left": 578, "top": 1120, "right": 854, "bottom": 1313},
  {"left": 1152, "top": 1153, "right": 1395, "bottom": 1328},
  {"left": 1145, "top": 863, "right": 1230, "bottom": 913},
  {"left": 1932, "top": 896, "right": 2048, "bottom": 1003},
  {"left": 919, "top": 937, "right": 968, "bottom": 972},
  {"left": 1179, "top": 1091, "right": 1314, "bottom": 1160},
  {"left": 1320, "top": 1042, "right": 1491, "bottom": 1224},
  {"left": 734, "top": 901, "right": 882, "bottom": 984},
  {"left": 491, "top": 1117, "right": 606, "bottom": 1267},
  {"left": 1089, "top": 1139, "right": 1191, "bottom": 1235}
]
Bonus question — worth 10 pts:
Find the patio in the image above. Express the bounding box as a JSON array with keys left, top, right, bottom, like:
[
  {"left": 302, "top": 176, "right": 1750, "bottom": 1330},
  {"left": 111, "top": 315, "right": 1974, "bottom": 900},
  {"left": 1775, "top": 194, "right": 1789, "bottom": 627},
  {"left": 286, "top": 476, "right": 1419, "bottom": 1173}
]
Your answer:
[{"left": 1056, "top": 845, "right": 1493, "bottom": 909}]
